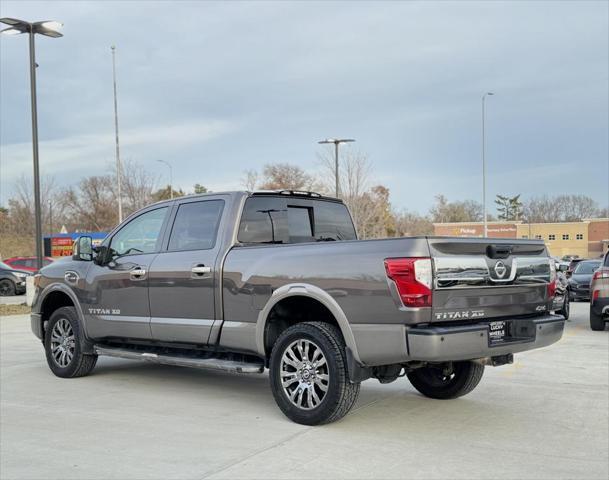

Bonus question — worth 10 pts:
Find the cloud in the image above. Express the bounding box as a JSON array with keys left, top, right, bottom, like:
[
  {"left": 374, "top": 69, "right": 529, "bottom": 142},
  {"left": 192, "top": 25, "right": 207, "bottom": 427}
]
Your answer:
[
  {"left": 0, "top": 118, "right": 236, "bottom": 186},
  {"left": 0, "top": 1, "right": 607, "bottom": 212}
]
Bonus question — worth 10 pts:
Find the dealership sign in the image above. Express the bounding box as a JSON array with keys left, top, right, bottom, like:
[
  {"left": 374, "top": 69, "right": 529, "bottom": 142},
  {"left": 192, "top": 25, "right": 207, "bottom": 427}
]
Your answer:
[{"left": 46, "top": 233, "right": 107, "bottom": 257}]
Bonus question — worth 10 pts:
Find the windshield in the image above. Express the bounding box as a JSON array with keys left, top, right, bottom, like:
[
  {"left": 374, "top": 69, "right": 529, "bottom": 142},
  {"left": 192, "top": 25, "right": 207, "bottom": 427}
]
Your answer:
[{"left": 574, "top": 262, "right": 601, "bottom": 275}]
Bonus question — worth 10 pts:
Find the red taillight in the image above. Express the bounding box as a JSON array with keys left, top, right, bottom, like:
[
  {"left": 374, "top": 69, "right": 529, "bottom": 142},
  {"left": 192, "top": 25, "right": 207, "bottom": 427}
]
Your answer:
[
  {"left": 592, "top": 269, "right": 609, "bottom": 280},
  {"left": 593, "top": 290, "right": 600, "bottom": 301},
  {"left": 546, "top": 260, "right": 557, "bottom": 299},
  {"left": 384, "top": 257, "right": 432, "bottom": 308}
]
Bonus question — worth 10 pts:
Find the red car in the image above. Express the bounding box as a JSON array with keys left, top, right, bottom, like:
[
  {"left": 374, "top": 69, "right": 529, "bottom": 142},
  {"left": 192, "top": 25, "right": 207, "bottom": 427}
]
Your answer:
[{"left": 3, "top": 256, "right": 54, "bottom": 273}]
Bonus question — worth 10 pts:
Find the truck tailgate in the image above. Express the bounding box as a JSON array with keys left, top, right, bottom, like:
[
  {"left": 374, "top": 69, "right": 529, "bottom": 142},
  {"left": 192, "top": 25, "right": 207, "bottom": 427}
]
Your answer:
[{"left": 428, "top": 237, "right": 552, "bottom": 322}]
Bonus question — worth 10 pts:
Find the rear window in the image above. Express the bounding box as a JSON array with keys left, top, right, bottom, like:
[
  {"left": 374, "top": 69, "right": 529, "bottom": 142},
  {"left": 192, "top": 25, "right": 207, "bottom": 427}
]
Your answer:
[
  {"left": 574, "top": 262, "right": 601, "bottom": 274},
  {"left": 238, "top": 196, "right": 356, "bottom": 244}
]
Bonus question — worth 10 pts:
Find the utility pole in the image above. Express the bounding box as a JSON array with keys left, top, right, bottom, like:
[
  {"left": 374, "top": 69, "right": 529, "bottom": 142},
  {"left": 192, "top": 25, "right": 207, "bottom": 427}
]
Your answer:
[
  {"left": 111, "top": 45, "right": 123, "bottom": 223},
  {"left": 482, "top": 92, "right": 494, "bottom": 237},
  {"left": 317, "top": 138, "right": 356, "bottom": 198}
]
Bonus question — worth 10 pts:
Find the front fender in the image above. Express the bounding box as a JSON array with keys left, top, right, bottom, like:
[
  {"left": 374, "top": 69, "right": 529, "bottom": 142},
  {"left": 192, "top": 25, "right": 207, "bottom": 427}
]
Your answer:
[
  {"left": 34, "top": 282, "right": 94, "bottom": 353},
  {"left": 255, "top": 283, "right": 362, "bottom": 364}
]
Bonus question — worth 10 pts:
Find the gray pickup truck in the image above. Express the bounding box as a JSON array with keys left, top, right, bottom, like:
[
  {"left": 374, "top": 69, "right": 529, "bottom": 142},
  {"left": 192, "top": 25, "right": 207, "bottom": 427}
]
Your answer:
[{"left": 31, "top": 191, "right": 565, "bottom": 425}]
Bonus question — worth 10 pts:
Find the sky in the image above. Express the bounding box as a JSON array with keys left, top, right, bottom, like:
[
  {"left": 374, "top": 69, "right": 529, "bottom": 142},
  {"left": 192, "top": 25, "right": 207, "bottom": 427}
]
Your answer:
[{"left": 1, "top": 0, "right": 608, "bottom": 215}]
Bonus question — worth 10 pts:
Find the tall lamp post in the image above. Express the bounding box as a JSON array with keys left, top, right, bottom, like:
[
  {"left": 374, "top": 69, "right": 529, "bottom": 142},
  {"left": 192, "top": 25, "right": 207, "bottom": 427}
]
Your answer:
[
  {"left": 111, "top": 45, "right": 123, "bottom": 223},
  {"left": 318, "top": 138, "right": 355, "bottom": 198},
  {"left": 482, "top": 92, "right": 494, "bottom": 237},
  {"left": 157, "top": 160, "right": 173, "bottom": 199},
  {"left": 1, "top": 18, "right": 63, "bottom": 270}
]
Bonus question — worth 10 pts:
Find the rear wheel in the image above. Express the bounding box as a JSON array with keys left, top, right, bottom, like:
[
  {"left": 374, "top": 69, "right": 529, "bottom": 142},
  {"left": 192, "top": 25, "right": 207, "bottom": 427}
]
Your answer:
[
  {"left": 590, "top": 310, "right": 606, "bottom": 331},
  {"left": 44, "top": 307, "right": 97, "bottom": 378},
  {"left": 0, "top": 279, "right": 16, "bottom": 296},
  {"left": 269, "top": 322, "right": 360, "bottom": 425},
  {"left": 407, "top": 361, "right": 484, "bottom": 399}
]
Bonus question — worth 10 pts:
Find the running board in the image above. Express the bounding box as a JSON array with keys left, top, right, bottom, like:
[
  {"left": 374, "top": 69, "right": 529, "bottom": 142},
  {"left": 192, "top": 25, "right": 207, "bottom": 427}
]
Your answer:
[{"left": 94, "top": 346, "right": 265, "bottom": 374}]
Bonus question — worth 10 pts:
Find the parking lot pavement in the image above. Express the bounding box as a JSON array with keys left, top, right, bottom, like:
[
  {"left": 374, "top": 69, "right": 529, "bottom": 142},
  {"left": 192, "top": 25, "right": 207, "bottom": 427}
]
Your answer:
[{"left": 1, "top": 303, "right": 607, "bottom": 480}]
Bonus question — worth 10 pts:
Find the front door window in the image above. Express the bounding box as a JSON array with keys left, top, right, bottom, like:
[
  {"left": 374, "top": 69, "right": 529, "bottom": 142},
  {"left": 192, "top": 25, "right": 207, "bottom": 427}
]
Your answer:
[{"left": 110, "top": 207, "right": 168, "bottom": 257}]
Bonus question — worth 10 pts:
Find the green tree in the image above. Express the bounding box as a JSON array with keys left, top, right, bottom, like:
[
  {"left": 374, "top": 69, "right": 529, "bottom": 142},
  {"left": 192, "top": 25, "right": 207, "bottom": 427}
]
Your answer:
[
  {"left": 495, "top": 194, "right": 523, "bottom": 221},
  {"left": 193, "top": 184, "right": 208, "bottom": 194}
]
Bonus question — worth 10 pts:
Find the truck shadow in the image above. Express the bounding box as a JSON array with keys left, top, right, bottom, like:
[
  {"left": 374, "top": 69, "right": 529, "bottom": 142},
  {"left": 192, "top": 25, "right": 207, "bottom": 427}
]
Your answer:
[{"left": 90, "top": 357, "right": 519, "bottom": 430}]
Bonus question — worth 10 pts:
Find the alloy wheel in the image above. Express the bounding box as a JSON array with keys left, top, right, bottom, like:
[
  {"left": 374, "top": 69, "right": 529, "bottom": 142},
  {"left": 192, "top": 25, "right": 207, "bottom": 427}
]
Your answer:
[
  {"left": 50, "top": 318, "right": 76, "bottom": 368},
  {"left": 280, "top": 339, "right": 329, "bottom": 410}
]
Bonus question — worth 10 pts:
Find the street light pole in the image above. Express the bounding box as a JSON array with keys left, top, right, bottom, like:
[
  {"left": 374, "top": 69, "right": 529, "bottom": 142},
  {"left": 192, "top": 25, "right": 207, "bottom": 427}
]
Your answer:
[
  {"left": 28, "top": 29, "right": 44, "bottom": 269},
  {"left": 482, "top": 92, "right": 494, "bottom": 237},
  {"left": 157, "top": 160, "right": 173, "bottom": 199},
  {"left": 317, "top": 138, "right": 356, "bottom": 198},
  {"left": 1, "top": 18, "right": 63, "bottom": 270},
  {"left": 111, "top": 45, "right": 123, "bottom": 223}
]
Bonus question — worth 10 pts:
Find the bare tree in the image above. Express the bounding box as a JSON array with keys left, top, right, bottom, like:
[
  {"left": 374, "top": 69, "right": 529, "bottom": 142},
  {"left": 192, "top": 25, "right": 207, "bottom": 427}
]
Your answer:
[
  {"left": 523, "top": 194, "right": 600, "bottom": 222},
  {"left": 241, "top": 170, "right": 259, "bottom": 190},
  {"left": 394, "top": 210, "right": 434, "bottom": 236},
  {"left": 430, "top": 195, "right": 483, "bottom": 223},
  {"left": 317, "top": 150, "right": 398, "bottom": 238},
  {"left": 119, "top": 159, "right": 158, "bottom": 215},
  {"left": 62, "top": 175, "right": 118, "bottom": 231},
  {"left": 4, "top": 175, "right": 65, "bottom": 236},
  {"left": 259, "top": 163, "right": 315, "bottom": 190}
]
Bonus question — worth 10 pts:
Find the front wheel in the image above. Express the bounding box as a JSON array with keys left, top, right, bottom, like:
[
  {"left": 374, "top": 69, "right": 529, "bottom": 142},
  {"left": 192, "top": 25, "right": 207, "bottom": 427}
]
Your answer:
[
  {"left": 407, "top": 361, "right": 484, "bottom": 400},
  {"left": 0, "top": 279, "right": 16, "bottom": 296},
  {"left": 44, "top": 307, "right": 98, "bottom": 378},
  {"left": 269, "top": 322, "right": 360, "bottom": 425}
]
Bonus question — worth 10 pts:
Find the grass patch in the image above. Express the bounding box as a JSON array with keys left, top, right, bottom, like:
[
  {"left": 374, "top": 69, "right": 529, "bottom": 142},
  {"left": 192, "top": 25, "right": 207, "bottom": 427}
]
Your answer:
[{"left": 0, "top": 304, "right": 31, "bottom": 316}]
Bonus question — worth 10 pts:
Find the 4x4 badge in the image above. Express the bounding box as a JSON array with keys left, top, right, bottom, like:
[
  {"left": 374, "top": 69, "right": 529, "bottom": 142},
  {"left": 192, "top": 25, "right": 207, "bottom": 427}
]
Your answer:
[{"left": 494, "top": 261, "right": 507, "bottom": 278}]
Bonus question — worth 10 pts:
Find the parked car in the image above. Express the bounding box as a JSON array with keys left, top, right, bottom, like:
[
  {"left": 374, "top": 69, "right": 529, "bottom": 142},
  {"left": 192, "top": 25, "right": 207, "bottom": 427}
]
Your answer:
[
  {"left": 589, "top": 251, "right": 609, "bottom": 331},
  {"left": 566, "top": 258, "right": 585, "bottom": 276},
  {"left": 552, "top": 262, "right": 570, "bottom": 319},
  {"left": 0, "top": 261, "right": 31, "bottom": 296},
  {"left": 3, "top": 256, "right": 54, "bottom": 273},
  {"left": 30, "top": 191, "right": 565, "bottom": 425},
  {"left": 568, "top": 260, "right": 602, "bottom": 301}
]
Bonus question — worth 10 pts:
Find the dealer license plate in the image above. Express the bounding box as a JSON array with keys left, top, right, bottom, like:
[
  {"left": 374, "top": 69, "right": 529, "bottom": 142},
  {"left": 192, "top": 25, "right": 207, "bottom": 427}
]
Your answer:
[{"left": 489, "top": 321, "right": 507, "bottom": 344}]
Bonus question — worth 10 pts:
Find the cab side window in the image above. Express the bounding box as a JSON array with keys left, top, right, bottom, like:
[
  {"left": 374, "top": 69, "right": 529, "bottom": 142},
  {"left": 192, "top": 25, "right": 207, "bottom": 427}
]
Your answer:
[
  {"left": 110, "top": 207, "right": 168, "bottom": 256},
  {"left": 238, "top": 197, "right": 288, "bottom": 244},
  {"left": 167, "top": 200, "right": 224, "bottom": 251}
]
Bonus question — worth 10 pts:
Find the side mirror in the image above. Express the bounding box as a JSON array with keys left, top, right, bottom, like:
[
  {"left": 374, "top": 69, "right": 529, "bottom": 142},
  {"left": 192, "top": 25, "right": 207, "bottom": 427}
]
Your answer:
[
  {"left": 73, "top": 236, "right": 93, "bottom": 261},
  {"left": 93, "top": 245, "right": 112, "bottom": 266},
  {"left": 559, "top": 265, "right": 569, "bottom": 272}
]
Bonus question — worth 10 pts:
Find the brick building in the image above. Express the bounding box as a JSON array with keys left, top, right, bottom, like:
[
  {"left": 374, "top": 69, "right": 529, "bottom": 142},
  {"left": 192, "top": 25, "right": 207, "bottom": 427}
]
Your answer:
[{"left": 433, "top": 218, "right": 609, "bottom": 258}]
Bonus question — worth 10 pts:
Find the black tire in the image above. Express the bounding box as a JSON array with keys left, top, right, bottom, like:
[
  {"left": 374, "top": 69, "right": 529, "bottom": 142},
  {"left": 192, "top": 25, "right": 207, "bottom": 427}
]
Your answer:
[
  {"left": 44, "top": 307, "right": 98, "bottom": 378},
  {"left": 560, "top": 295, "right": 570, "bottom": 320},
  {"left": 0, "top": 279, "right": 16, "bottom": 296},
  {"left": 407, "top": 361, "right": 484, "bottom": 400},
  {"left": 590, "top": 310, "right": 606, "bottom": 331},
  {"left": 269, "top": 322, "right": 360, "bottom": 425}
]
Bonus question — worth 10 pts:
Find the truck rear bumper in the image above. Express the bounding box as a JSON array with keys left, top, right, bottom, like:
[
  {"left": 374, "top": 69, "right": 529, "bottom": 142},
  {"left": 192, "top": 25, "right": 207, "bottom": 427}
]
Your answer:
[{"left": 406, "top": 315, "right": 565, "bottom": 362}]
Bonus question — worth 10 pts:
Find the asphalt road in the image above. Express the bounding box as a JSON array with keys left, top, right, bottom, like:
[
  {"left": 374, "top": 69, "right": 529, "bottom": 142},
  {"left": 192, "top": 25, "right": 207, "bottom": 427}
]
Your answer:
[{"left": 1, "top": 303, "right": 607, "bottom": 480}]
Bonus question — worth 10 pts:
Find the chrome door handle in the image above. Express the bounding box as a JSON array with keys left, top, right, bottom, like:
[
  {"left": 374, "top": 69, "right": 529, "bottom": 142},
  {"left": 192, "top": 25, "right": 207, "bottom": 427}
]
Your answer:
[
  {"left": 130, "top": 268, "right": 147, "bottom": 280},
  {"left": 191, "top": 265, "right": 211, "bottom": 275}
]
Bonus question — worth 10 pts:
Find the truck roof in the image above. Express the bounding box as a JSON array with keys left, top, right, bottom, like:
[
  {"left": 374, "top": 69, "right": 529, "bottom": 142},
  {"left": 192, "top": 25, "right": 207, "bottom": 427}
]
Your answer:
[{"left": 150, "top": 190, "right": 342, "bottom": 207}]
